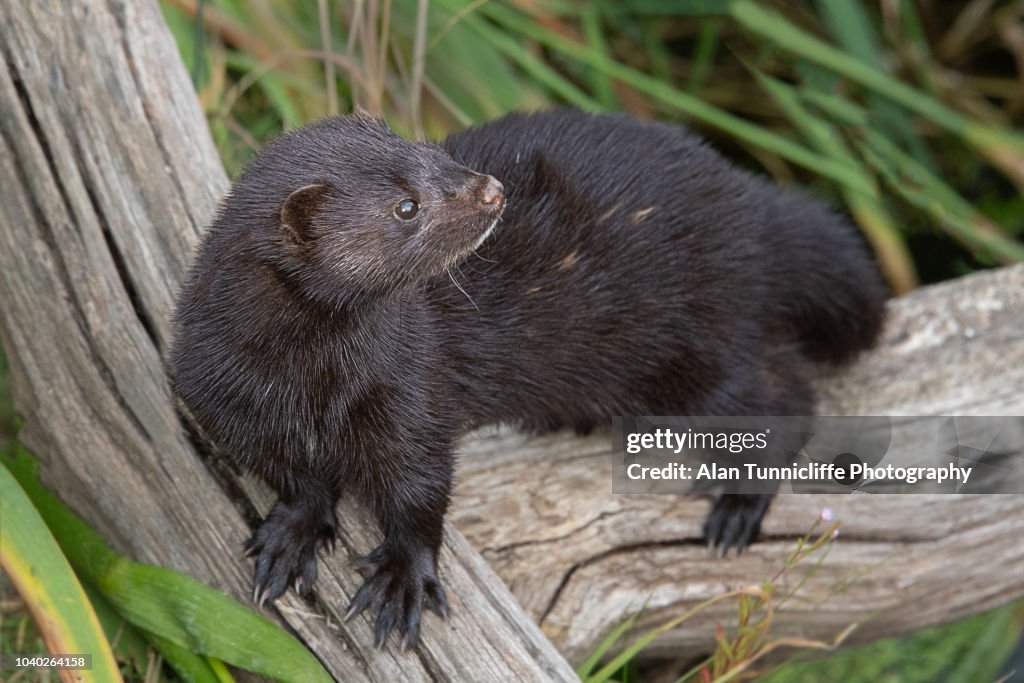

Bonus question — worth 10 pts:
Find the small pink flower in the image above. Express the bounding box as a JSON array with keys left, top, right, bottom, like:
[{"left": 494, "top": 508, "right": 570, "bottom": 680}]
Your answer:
[
  {"left": 831, "top": 528, "right": 840, "bottom": 539},
  {"left": 819, "top": 507, "right": 834, "bottom": 522}
]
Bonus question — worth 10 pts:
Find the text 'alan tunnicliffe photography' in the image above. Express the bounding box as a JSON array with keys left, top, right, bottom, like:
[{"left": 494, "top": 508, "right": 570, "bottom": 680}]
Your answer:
[{"left": 612, "top": 416, "right": 1024, "bottom": 494}]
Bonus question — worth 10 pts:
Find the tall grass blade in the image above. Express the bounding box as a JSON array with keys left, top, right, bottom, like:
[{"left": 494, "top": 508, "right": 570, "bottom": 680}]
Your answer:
[
  {"left": 687, "top": 18, "right": 720, "bottom": 93},
  {"left": 582, "top": 3, "right": 619, "bottom": 108},
  {"left": 0, "top": 459, "right": 123, "bottom": 682},
  {"left": 455, "top": 9, "right": 602, "bottom": 112},
  {"left": 858, "top": 131, "right": 1024, "bottom": 263},
  {"left": 5, "top": 445, "right": 332, "bottom": 683},
  {"left": 469, "top": 0, "right": 872, "bottom": 194},
  {"left": 621, "top": 0, "right": 730, "bottom": 16},
  {"left": 577, "top": 610, "right": 642, "bottom": 679},
  {"left": 814, "top": 0, "right": 934, "bottom": 169},
  {"left": 729, "top": 0, "right": 1024, "bottom": 192}
]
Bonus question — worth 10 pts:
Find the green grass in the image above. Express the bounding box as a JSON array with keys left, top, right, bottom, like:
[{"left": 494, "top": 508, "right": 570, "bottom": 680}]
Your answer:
[
  {"left": 760, "top": 601, "right": 1024, "bottom": 683},
  {"left": 160, "top": 0, "right": 1024, "bottom": 292}
]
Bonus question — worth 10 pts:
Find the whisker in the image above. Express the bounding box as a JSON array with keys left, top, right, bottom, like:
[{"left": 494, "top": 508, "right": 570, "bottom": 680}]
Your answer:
[
  {"left": 471, "top": 248, "right": 497, "bottom": 263},
  {"left": 448, "top": 268, "right": 479, "bottom": 311}
]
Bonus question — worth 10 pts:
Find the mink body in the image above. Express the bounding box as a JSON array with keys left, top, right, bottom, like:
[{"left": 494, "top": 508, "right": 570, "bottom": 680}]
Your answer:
[{"left": 169, "top": 109, "right": 885, "bottom": 649}]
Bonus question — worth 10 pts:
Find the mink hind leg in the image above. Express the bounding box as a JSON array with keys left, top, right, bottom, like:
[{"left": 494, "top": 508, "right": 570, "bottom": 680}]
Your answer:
[
  {"left": 697, "top": 351, "right": 815, "bottom": 553},
  {"left": 345, "top": 447, "right": 453, "bottom": 649},
  {"left": 245, "top": 469, "right": 339, "bottom": 605}
]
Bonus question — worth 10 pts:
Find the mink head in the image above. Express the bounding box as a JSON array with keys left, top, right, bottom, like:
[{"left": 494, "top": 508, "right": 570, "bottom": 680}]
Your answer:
[{"left": 224, "top": 112, "right": 504, "bottom": 304}]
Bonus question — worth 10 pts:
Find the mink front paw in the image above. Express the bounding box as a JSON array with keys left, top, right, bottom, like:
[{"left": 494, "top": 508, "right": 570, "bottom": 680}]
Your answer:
[
  {"left": 703, "top": 493, "right": 772, "bottom": 555},
  {"left": 345, "top": 543, "right": 449, "bottom": 649},
  {"left": 245, "top": 500, "right": 337, "bottom": 606}
]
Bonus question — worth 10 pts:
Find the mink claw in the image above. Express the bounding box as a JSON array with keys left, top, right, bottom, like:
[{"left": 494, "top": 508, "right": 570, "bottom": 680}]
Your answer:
[
  {"left": 242, "top": 536, "right": 260, "bottom": 559},
  {"left": 703, "top": 494, "right": 772, "bottom": 556},
  {"left": 343, "top": 544, "right": 446, "bottom": 650},
  {"left": 373, "top": 597, "right": 404, "bottom": 648},
  {"left": 423, "top": 580, "right": 450, "bottom": 619},
  {"left": 321, "top": 534, "right": 336, "bottom": 554},
  {"left": 345, "top": 580, "right": 377, "bottom": 622},
  {"left": 400, "top": 614, "right": 422, "bottom": 652}
]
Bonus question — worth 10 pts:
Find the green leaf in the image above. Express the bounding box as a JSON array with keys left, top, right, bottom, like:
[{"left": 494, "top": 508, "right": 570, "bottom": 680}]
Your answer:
[
  {"left": 454, "top": 9, "right": 601, "bottom": 112},
  {"left": 419, "top": 3, "right": 537, "bottom": 121},
  {"left": 617, "top": 0, "right": 730, "bottom": 16},
  {"left": 577, "top": 611, "right": 642, "bottom": 679},
  {"left": 85, "top": 573, "right": 222, "bottom": 682},
  {"left": 145, "top": 631, "right": 226, "bottom": 683},
  {"left": 582, "top": 3, "right": 619, "bottom": 109},
  {"left": 687, "top": 19, "right": 720, "bottom": 93},
  {"left": 729, "top": 0, "right": 967, "bottom": 133},
  {"left": 80, "top": 581, "right": 154, "bottom": 679},
  {"left": 814, "top": 0, "right": 933, "bottom": 169},
  {"left": 0, "top": 459, "right": 123, "bottom": 682},
  {"left": 4, "top": 445, "right": 332, "bottom": 683},
  {"left": 99, "top": 561, "right": 327, "bottom": 683}
]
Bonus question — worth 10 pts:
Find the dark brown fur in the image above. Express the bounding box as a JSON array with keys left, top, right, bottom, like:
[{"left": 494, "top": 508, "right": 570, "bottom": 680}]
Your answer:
[{"left": 168, "top": 109, "right": 886, "bottom": 649}]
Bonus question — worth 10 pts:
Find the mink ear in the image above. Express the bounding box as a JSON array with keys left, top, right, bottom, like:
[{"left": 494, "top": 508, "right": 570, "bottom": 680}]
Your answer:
[{"left": 280, "top": 183, "right": 329, "bottom": 244}]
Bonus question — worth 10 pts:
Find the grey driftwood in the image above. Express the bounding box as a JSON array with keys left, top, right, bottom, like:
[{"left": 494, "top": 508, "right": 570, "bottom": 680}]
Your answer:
[{"left": 0, "top": 0, "right": 1022, "bottom": 678}]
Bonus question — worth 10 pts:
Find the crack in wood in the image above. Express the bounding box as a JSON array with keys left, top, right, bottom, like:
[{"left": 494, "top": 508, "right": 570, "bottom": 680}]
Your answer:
[
  {"left": 482, "top": 508, "right": 633, "bottom": 556},
  {"left": 534, "top": 524, "right": 947, "bottom": 629},
  {"left": 538, "top": 537, "right": 710, "bottom": 626}
]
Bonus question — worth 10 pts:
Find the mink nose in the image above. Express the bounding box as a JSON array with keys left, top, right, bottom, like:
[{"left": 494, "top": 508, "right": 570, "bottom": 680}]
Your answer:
[{"left": 480, "top": 176, "right": 504, "bottom": 208}]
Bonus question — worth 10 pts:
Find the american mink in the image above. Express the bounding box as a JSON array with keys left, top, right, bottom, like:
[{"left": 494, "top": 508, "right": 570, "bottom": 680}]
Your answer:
[{"left": 168, "top": 109, "right": 886, "bottom": 649}]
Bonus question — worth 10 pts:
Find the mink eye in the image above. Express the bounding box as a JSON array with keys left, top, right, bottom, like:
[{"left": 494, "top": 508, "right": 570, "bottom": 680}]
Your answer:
[{"left": 394, "top": 199, "right": 419, "bottom": 221}]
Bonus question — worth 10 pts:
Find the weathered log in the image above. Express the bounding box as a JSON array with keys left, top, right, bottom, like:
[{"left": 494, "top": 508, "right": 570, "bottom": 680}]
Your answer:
[
  {"left": 451, "top": 263, "right": 1024, "bottom": 661},
  {"left": 0, "top": 1, "right": 576, "bottom": 680}
]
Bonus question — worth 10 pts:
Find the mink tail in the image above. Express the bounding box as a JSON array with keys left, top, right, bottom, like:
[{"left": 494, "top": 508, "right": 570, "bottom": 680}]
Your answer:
[{"left": 767, "top": 190, "right": 888, "bottom": 365}]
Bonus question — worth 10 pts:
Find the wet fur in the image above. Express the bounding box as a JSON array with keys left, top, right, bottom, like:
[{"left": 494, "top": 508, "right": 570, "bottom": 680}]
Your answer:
[{"left": 168, "top": 109, "right": 886, "bottom": 649}]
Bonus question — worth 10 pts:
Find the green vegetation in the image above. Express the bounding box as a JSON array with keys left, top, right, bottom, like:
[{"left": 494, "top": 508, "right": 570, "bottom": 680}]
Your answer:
[
  {"left": 578, "top": 514, "right": 854, "bottom": 683},
  {"left": 161, "top": 0, "right": 1024, "bottom": 291},
  {"left": 760, "top": 601, "right": 1024, "bottom": 683},
  {"left": 1, "top": 445, "right": 332, "bottom": 682}
]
